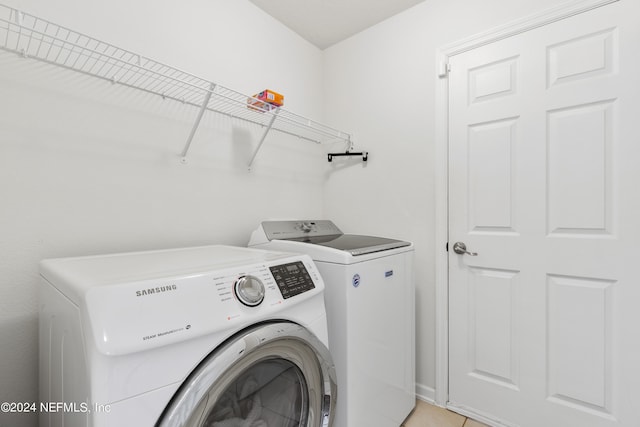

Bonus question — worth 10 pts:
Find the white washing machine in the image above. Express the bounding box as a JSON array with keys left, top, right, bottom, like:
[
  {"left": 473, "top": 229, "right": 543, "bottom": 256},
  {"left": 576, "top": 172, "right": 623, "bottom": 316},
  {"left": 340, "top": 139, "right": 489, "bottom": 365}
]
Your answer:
[
  {"left": 39, "top": 245, "right": 336, "bottom": 427},
  {"left": 249, "top": 220, "right": 415, "bottom": 427}
]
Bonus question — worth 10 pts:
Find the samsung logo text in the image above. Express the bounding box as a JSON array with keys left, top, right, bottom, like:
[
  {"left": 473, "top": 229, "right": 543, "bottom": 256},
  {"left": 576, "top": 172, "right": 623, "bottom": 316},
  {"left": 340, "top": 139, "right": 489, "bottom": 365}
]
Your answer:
[{"left": 136, "top": 284, "right": 177, "bottom": 297}]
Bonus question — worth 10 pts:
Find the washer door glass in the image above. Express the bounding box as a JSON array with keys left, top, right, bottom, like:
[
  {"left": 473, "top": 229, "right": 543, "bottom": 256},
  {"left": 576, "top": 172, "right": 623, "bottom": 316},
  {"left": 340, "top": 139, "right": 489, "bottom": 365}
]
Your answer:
[
  {"left": 204, "top": 358, "right": 307, "bottom": 426},
  {"left": 157, "top": 322, "right": 336, "bottom": 427}
]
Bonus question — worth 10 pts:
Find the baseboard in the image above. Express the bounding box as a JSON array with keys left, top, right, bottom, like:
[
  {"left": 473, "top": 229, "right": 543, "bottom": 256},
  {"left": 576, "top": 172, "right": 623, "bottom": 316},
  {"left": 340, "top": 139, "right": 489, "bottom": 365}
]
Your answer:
[{"left": 415, "top": 383, "right": 436, "bottom": 405}]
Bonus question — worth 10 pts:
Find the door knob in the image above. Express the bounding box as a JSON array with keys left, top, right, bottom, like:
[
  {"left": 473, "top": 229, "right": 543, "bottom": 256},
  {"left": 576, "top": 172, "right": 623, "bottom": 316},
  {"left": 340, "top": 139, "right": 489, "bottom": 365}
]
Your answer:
[{"left": 452, "top": 242, "right": 478, "bottom": 256}]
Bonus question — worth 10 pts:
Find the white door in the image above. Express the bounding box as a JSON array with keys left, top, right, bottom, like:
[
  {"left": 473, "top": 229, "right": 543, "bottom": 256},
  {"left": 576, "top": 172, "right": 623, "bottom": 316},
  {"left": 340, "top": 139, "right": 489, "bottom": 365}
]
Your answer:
[{"left": 448, "top": 2, "right": 640, "bottom": 426}]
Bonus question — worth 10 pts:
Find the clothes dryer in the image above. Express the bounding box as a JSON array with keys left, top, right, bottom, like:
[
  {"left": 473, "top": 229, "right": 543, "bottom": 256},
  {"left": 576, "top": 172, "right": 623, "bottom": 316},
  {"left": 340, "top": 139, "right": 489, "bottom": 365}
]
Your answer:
[
  {"left": 249, "top": 220, "right": 415, "bottom": 427},
  {"left": 39, "top": 245, "right": 336, "bottom": 427}
]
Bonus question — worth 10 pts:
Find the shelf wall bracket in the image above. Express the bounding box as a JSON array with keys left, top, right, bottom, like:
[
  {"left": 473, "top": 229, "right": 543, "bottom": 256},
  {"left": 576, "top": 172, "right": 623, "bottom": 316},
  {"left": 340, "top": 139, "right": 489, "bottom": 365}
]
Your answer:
[
  {"left": 247, "top": 108, "right": 280, "bottom": 170},
  {"left": 180, "top": 82, "right": 216, "bottom": 163}
]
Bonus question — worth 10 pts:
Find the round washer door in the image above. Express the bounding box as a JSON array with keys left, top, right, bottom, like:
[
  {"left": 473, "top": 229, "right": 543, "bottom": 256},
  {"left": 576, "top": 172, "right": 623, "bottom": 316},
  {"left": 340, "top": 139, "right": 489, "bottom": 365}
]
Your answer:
[{"left": 157, "top": 322, "right": 337, "bottom": 427}]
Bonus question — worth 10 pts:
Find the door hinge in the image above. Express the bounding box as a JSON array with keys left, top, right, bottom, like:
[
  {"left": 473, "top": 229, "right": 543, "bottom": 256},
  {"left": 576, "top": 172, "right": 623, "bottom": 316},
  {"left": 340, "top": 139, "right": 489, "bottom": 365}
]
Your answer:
[{"left": 438, "top": 62, "right": 450, "bottom": 78}]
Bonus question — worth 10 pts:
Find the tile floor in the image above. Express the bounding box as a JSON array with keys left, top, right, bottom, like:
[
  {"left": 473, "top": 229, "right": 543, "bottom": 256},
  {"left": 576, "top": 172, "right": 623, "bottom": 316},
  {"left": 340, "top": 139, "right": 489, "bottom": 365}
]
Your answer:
[{"left": 402, "top": 400, "right": 489, "bottom": 427}]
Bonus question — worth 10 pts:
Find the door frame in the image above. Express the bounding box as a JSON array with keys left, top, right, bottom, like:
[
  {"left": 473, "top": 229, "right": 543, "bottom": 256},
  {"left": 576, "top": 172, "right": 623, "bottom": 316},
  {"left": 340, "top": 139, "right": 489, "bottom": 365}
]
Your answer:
[{"left": 433, "top": 0, "right": 620, "bottom": 410}]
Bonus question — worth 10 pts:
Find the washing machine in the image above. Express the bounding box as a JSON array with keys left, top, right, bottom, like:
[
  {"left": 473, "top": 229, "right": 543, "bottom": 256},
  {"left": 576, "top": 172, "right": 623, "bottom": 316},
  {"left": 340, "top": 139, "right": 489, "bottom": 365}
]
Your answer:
[
  {"left": 249, "top": 220, "right": 415, "bottom": 427},
  {"left": 39, "top": 245, "right": 336, "bottom": 427}
]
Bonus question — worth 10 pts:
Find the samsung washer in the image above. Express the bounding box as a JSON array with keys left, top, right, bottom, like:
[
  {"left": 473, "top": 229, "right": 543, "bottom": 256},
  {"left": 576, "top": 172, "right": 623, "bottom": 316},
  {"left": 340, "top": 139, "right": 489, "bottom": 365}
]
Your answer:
[
  {"left": 249, "top": 220, "right": 415, "bottom": 427},
  {"left": 39, "top": 245, "right": 336, "bottom": 427}
]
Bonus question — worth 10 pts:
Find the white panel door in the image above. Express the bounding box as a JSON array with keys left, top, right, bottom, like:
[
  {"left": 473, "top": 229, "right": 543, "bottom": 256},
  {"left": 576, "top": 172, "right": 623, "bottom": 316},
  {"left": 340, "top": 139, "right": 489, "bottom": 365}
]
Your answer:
[{"left": 448, "top": 2, "right": 640, "bottom": 426}]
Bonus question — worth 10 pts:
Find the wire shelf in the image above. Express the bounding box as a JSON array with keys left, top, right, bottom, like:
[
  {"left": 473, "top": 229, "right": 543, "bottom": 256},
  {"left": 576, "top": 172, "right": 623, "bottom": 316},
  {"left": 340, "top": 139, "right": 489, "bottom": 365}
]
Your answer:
[{"left": 0, "top": 4, "right": 352, "bottom": 163}]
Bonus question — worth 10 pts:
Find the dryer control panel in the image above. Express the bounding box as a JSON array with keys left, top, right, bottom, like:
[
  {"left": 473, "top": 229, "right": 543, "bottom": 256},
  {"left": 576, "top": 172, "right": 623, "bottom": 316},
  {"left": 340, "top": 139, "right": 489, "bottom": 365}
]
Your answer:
[
  {"left": 76, "top": 251, "right": 325, "bottom": 356},
  {"left": 269, "top": 261, "right": 315, "bottom": 299}
]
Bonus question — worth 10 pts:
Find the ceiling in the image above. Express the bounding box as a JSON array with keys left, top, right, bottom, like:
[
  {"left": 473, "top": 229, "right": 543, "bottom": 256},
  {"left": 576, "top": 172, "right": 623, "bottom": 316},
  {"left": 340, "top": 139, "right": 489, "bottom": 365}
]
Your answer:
[{"left": 248, "top": 0, "right": 426, "bottom": 50}]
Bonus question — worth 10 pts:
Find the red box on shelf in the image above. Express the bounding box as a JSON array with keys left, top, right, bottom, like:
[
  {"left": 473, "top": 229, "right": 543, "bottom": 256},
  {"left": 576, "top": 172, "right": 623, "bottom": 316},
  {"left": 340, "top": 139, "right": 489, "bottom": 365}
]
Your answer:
[{"left": 247, "top": 89, "right": 284, "bottom": 112}]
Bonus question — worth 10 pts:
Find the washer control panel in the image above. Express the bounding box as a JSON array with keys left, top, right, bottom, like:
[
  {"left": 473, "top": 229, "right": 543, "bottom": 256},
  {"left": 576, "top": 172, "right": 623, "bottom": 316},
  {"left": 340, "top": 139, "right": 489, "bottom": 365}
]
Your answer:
[{"left": 261, "top": 220, "right": 343, "bottom": 240}]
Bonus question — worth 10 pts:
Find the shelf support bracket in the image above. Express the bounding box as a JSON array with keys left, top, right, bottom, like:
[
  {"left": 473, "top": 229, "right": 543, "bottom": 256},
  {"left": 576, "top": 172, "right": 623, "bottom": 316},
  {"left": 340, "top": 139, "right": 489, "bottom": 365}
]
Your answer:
[
  {"left": 247, "top": 108, "right": 280, "bottom": 170},
  {"left": 180, "top": 82, "right": 215, "bottom": 163}
]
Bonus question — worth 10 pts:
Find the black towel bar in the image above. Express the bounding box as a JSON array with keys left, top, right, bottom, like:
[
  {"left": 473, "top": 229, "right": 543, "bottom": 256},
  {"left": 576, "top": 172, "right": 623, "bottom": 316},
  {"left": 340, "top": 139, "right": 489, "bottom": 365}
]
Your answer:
[{"left": 327, "top": 151, "right": 368, "bottom": 162}]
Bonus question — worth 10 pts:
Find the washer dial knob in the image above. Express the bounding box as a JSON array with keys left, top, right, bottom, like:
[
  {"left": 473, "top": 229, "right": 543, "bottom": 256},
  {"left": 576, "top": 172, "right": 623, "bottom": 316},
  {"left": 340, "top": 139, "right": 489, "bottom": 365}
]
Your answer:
[{"left": 234, "top": 275, "right": 265, "bottom": 307}]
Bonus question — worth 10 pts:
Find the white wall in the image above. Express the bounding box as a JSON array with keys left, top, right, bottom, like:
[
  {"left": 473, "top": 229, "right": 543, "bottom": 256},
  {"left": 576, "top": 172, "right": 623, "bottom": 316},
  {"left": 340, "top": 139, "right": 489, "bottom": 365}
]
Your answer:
[
  {"left": 0, "top": 1, "right": 324, "bottom": 426},
  {"left": 322, "top": 0, "right": 569, "bottom": 401}
]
